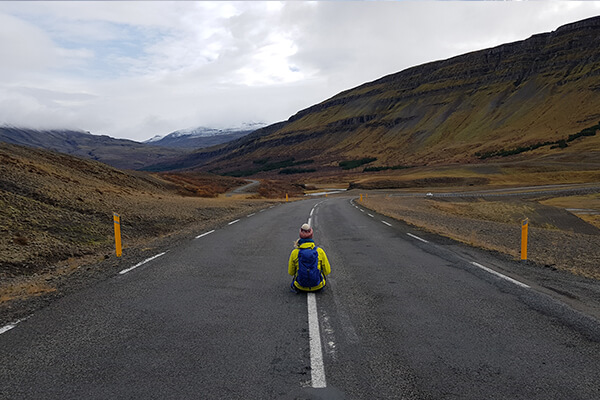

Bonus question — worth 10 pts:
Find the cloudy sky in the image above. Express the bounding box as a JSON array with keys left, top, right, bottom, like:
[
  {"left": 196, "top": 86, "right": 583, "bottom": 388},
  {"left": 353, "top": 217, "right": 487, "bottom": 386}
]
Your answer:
[{"left": 0, "top": 1, "right": 599, "bottom": 142}]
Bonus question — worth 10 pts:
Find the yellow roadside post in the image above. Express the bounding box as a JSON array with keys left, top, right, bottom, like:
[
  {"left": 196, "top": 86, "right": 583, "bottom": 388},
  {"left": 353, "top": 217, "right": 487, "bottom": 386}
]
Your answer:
[
  {"left": 286, "top": 193, "right": 289, "bottom": 202},
  {"left": 360, "top": 193, "right": 363, "bottom": 202},
  {"left": 113, "top": 213, "right": 122, "bottom": 257},
  {"left": 521, "top": 218, "right": 529, "bottom": 260}
]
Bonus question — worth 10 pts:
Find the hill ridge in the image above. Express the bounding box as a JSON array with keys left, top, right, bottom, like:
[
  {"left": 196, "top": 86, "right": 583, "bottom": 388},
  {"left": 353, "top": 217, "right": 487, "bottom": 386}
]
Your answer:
[
  {"left": 157, "top": 15, "right": 600, "bottom": 176},
  {"left": 0, "top": 127, "right": 187, "bottom": 170}
]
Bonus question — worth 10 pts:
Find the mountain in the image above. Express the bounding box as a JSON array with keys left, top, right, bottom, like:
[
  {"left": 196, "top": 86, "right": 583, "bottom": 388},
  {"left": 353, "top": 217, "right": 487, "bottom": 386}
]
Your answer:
[
  {"left": 0, "top": 127, "right": 187, "bottom": 170},
  {"left": 145, "top": 123, "right": 265, "bottom": 149},
  {"left": 147, "top": 16, "right": 600, "bottom": 176}
]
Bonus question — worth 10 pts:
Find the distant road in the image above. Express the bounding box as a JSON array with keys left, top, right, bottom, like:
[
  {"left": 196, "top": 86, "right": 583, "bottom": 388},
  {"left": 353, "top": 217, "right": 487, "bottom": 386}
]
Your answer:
[
  {"left": 226, "top": 179, "right": 260, "bottom": 196},
  {"left": 387, "top": 182, "right": 600, "bottom": 198},
  {"left": 1, "top": 198, "right": 599, "bottom": 399}
]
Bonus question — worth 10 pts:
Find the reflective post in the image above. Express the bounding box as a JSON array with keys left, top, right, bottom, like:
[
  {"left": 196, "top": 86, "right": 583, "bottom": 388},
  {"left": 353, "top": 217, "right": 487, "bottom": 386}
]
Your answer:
[
  {"left": 521, "top": 218, "right": 529, "bottom": 260},
  {"left": 113, "top": 213, "right": 122, "bottom": 257}
]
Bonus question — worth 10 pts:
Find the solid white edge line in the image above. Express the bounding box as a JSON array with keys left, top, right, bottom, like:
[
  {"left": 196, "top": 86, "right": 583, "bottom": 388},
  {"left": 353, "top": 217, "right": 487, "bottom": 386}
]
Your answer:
[
  {"left": 307, "top": 292, "right": 327, "bottom": 388},
  {"left": 228, "top": 219, "right": 240, "bottom": 225},
  {"left": 407, "top": 233, "right": 429, "bottom": 243},
  {"left": 119, "top": 252, "right": 167, "bottom": 275},
  {"left": 471, "top": 262, "right": 530, "bottom": 288},
  {"left": 195, "top": 230, "right": 215, "bottom": 239},
  {"left": 308, "top": 217, "right": 312, "bottom": 226},
  {"left": 381, "top": 221, "right": 392, "bottom": 226}
]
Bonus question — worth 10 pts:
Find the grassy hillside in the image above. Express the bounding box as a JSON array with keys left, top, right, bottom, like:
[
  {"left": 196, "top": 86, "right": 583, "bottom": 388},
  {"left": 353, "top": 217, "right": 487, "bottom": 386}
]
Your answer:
[
  {"left": 0, "top": 142, "right": 274, "bottom": 284},
  {"left": 166, "top": 16, "right": 600, "bottom": 179}
]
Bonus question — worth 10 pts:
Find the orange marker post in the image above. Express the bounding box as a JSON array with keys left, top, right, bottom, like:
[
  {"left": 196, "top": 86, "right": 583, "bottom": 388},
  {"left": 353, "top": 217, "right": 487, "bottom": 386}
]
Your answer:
[
  {"left": 113, "top": 213, "right": 122, "bottom": 257},
  {"left": 360, "top": 194, "right": 363, "bottom": 202},
  {"left": 286, "top": 193, "right": 289, "bottom": 202},
  {"left": 521, "top": 218, "right": 529, "bottom": 260}
]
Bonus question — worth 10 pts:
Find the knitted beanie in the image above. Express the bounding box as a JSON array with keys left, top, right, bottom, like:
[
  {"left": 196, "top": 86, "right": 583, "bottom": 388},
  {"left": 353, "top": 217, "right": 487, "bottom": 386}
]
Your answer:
[{"left": 299, "top": 223, "right": 313, "bottom": 239}]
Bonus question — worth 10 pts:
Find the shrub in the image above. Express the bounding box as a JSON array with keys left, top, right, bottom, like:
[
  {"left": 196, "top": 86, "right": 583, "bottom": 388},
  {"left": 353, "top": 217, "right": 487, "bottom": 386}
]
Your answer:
[
  {"left": 363, "top": 165, "right": 412, "bottom": 172},
  {"left": 339, "top": 157, "right": 377, "bottom": 170},
  {"left": 476, "top": 122, "right": 600, "bottom": 159},
  {"left": 222, "top": 159, "right": 315, "bottom": 177},
  {"left": 279, "top": 168, "right": 317, "bottom": 175},
  {"left": 13, "top": 235, "right": 28, "bottom": 246}
]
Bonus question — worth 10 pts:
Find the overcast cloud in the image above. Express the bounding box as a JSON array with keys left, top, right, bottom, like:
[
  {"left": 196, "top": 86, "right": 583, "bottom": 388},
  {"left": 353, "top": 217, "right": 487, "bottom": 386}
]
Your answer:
[{"left": 0, "top": 1, "right": 599, "bottom": 142}]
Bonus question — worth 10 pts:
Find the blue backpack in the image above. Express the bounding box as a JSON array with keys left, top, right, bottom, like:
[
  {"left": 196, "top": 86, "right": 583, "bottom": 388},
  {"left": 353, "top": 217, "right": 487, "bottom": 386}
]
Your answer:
[{"left": 296, "top": 247, "right": 322, "bottom": 288}]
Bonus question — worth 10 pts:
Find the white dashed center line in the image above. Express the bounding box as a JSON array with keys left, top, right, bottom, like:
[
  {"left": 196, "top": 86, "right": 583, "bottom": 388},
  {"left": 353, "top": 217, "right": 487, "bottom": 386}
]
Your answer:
[{"left": 195, "top": 230, "right": 215, "bottom": 239}]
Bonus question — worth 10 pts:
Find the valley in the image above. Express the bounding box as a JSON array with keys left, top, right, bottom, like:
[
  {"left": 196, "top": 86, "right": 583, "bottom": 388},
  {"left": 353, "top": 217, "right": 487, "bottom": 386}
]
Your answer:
[{"left": 1, "top": 15, "right": 600, "bottom": 342}]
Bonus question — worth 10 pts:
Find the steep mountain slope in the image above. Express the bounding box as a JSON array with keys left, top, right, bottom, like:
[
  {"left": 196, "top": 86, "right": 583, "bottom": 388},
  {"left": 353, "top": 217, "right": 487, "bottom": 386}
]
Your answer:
[
  {"left": 157, "top": 16, "right": 600, "bottom": 176},
  {"left": 0, "top": 127, "right": 187, "bottom": 170}
]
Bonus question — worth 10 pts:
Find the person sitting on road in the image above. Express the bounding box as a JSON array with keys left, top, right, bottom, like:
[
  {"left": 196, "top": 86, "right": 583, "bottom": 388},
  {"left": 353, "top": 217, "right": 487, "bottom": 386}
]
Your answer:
[{"left": 288, "top": 223, "right": 331, "bottom": 292}]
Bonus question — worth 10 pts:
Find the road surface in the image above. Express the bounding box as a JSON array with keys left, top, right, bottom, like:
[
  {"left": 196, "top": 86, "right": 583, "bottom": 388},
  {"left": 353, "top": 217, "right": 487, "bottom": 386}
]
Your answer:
[
  {"left": 1, "top": 198, "right": 599, "bottom": 399},
  {"left": 225, "top": 179, "right": 260, "bottom": 196}
]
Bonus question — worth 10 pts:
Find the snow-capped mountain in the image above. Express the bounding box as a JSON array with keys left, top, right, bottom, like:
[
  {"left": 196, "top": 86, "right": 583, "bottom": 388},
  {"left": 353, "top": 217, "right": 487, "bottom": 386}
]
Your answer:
[
  {"left": 145, "top": 122, "right": 266, "bottom": 149},
  {"left": 145, "top": 134, "right": 164, "bottom": 143}
]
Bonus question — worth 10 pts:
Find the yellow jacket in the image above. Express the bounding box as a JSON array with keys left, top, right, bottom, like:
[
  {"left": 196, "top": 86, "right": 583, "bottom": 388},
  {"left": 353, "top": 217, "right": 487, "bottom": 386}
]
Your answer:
[{"left": 288, "top": 242, "right": 331, "bottom": 291}]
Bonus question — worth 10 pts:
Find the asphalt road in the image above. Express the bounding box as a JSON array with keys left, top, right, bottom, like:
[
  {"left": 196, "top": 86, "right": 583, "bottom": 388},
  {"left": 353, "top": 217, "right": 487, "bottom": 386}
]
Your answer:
[
  {"left": 1, "top": 198, "right": 600, "bottom": 399},
  {"left": 226, "top": 179, "right": 260, "bottom": 196}
]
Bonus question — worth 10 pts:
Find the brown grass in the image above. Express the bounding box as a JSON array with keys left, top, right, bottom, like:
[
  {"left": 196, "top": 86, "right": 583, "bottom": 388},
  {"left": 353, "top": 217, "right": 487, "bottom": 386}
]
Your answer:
[
  {"left": 0, "top": 280, "right": 57, "bottom": 302},
  {"left": 158, "top": 172, "right": 248, "bottom": 197},
  {"left": 257, "top": 179, "right": 305, "bottom": 199}
]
